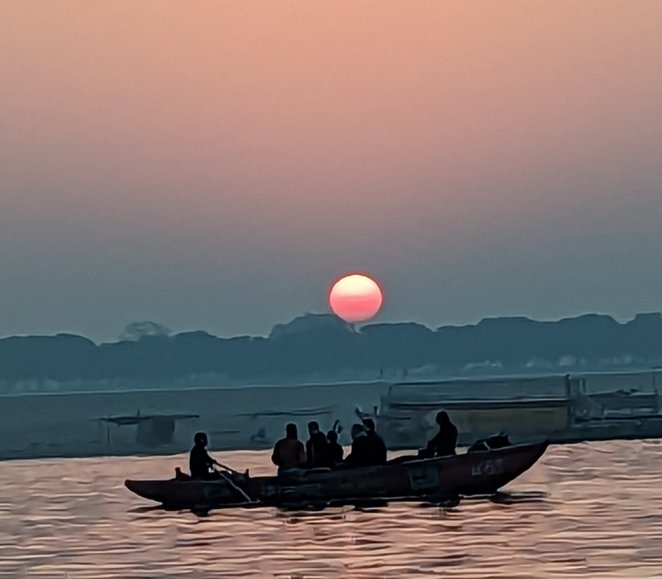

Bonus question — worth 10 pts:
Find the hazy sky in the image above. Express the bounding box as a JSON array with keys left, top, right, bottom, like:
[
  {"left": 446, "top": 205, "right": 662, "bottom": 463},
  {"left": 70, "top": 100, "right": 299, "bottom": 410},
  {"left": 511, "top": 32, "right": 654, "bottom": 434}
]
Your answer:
[{"left": 2, "top": 1, "right": 662, "bottom": 341}]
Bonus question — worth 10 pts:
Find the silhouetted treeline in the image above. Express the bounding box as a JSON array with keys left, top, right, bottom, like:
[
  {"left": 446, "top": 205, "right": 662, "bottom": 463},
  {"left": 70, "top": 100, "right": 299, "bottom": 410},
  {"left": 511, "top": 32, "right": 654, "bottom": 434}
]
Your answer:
[{"left": 1, "top": 312, "right": 662, "bottom": 388}]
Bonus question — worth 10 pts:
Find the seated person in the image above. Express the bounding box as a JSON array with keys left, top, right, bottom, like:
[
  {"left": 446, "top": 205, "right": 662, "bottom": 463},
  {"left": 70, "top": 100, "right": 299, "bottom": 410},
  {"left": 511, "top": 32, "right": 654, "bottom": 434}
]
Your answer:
[
  {"left": 346, "top": 420, "right": 387, "bottom": 467},
  {"left": 323, "top": 430, "right": 344, "bottom": 467},
  {"left": 189, "top": 432, "right": 221, "bottom": 479},
  {"left": 345, "top": 423, "right": 369, "bottom": 467},
  {"left": 421, "top": 411, "right": 458, "bottom": 458},
  {"left": 272, "top": 423, "right": 307, "bottom": 472},
  {"left": 305, "top": 421, "right": 328, "bottom": 468},
  {"left": 361, "top": 418, "right": 387, "bottom": 465}
]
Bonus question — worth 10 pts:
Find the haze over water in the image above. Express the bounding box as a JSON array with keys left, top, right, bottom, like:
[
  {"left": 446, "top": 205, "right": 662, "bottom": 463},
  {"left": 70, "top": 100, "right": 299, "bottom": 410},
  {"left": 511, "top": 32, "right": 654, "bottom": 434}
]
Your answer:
[{"left": 3, "top": 440, "right": 661, "bottom": 578}]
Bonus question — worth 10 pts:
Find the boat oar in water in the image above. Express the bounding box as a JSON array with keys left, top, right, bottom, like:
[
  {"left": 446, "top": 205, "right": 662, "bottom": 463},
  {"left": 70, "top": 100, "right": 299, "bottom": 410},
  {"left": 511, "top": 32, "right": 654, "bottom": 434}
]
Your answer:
[{"left": 212, "top": 464, "right": 258, "bottom": 505}]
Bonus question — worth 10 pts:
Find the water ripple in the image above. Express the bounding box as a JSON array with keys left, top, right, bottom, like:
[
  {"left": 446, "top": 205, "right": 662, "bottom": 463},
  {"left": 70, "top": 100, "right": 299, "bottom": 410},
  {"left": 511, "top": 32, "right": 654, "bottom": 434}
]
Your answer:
[{"left": 1, "top": 440, "right": 661, "bottom": 577}]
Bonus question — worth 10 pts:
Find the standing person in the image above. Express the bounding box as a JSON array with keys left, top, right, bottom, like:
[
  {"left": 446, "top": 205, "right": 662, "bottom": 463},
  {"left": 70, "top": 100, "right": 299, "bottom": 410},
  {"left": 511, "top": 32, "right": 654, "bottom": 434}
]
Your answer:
[
  {"left": 423, "top": 411, "right": 458, "bottom": 457},
  {"left": 362, "top": 418, "right": 387, "bottom": 465},
  {"left": 271, "top": 423, "right": 307, "bottom": 472},
  {"left": 305, "top": 421, "right": 328, "bottom": 468},
  {"left": 189, "top": 432, "right": 221, "bottom": 479},
  {"left": 324, "top": 430, "right": 344, "bottom": 467}
]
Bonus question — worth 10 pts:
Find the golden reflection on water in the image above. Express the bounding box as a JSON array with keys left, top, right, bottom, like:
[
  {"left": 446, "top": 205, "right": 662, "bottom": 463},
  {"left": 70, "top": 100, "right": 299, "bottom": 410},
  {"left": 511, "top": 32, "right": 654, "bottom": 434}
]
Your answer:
[{"left": 1, "top": 440, "right": 661, "bottom": 578}]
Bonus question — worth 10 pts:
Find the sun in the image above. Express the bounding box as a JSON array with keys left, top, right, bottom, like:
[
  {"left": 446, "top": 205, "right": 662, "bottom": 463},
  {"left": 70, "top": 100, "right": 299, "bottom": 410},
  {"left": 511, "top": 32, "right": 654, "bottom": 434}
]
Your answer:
[{"left": 329, "top": 273, "right": 383, "bottom": 323}]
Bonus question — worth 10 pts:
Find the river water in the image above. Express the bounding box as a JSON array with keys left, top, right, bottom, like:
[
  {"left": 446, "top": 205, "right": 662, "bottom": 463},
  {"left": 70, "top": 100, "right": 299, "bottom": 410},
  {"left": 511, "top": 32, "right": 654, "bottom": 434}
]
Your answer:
[{"left": 1, "top": 440, "right": 661, "bottom": 578}]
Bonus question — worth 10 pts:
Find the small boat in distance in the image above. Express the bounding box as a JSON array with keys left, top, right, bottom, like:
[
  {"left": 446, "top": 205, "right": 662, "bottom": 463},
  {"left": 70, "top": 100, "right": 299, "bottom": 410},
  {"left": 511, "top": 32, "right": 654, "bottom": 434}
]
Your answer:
[{"left": 125, "top": 440, "right": 548, "bottom": 511}]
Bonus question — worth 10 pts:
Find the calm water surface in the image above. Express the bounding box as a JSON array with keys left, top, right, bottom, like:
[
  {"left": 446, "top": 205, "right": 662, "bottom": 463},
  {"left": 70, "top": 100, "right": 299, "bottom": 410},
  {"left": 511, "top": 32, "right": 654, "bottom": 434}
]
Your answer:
[{"left": 1, "top": 440, "right": 661, "bottom": 578}]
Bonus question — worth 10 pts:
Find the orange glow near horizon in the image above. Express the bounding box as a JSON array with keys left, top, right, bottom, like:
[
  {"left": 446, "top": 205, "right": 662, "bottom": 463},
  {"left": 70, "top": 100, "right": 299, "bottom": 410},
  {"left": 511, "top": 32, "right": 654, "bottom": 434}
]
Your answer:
[{"left": 329, "top": 274, "right": 383, "bottom": 323}]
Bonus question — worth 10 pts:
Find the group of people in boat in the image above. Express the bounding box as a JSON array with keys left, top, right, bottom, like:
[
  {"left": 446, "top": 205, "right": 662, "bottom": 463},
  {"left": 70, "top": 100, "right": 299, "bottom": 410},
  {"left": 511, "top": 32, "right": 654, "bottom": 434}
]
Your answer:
[
  {"left": 270, "top": 418, "right": 390, "bottom": 472},
  {"left": 271, "top": 421, "right": 344, "bottom": 470},
  {"left": 188, "top": 410, "right": 459, "bottom": 480}
]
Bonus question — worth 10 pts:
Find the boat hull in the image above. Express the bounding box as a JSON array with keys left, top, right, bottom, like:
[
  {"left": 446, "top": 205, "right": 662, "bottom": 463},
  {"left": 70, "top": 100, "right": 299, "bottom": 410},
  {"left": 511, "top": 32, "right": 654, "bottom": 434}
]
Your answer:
[{"left": 125, "top": 441, "right": 548, "bottom": 510}]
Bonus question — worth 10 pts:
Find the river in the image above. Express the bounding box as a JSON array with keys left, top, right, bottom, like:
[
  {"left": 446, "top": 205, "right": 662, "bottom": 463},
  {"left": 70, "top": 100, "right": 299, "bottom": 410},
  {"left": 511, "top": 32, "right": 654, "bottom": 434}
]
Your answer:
[{"left": 1, "top": 440, "right": 661, "bottom": 578}]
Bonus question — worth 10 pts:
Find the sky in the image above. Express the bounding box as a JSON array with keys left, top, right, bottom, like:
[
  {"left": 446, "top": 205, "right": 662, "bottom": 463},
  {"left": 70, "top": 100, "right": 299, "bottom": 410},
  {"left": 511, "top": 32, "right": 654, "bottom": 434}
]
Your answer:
[{"left": 1, "top": 1, "right": 662, "bottom": 342}]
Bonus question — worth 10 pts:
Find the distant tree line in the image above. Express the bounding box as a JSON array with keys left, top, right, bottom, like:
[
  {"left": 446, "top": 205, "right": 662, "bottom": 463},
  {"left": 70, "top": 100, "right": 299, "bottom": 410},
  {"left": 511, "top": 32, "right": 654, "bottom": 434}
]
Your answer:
[{"left": 1, "top": 312, "right": 662, "bottom": 389}]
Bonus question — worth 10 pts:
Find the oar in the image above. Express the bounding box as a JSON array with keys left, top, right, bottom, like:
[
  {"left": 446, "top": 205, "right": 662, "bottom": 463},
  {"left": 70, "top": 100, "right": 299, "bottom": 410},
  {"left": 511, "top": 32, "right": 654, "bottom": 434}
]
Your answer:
[
  {"left": 213, "top": 460, "right": 245, "bottom": 478},
  {"left": 214, "top": 469, "right": 258, "bottom": 504},
  {"left": 210, "top": 457, "right": 258, "bottom": 504}
]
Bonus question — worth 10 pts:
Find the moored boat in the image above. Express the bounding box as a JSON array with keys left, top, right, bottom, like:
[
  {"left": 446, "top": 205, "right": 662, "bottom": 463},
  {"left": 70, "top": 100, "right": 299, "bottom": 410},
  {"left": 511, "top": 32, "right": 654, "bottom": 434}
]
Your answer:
[{"left": 125, "top": 440, "right": 548, "bottom": 510}]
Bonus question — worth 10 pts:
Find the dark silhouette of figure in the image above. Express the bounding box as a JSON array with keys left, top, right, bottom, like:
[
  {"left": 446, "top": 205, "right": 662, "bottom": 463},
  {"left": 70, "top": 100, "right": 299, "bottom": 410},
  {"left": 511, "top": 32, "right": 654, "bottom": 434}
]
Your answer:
[
  {"left": 346, "top": 423, "right": 369, "bottom": 467},
  {"left": 305, "top": 421, "right": 328, "bottom": 468},
  {"left": 271, "top": 423, "right": 306, "bottom": 471},
  {"left": 189, "top": 432, "right": 221, "bottom": 479},
  {"left": 347, "top": 419, "right": 387, "bottom": 467},
  {"left": 361, "top": 418, "right": 387, "bottom": 465},
  {"left": 423, "top": 411, "right": 458, "bottom": 457},
  {"left": 323, "top": 430, "right": 344, "bottom": 467}
]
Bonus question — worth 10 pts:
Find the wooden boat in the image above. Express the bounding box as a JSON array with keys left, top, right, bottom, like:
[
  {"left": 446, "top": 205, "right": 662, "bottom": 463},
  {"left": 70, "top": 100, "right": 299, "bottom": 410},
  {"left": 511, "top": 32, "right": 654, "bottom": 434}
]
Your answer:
[{"left": 125, "top": 441, "right": 548, "bottom": 510}]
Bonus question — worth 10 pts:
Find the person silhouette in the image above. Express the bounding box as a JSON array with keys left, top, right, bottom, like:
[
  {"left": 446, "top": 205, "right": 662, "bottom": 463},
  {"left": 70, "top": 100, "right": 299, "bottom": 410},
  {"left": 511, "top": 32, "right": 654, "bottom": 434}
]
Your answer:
[
  {"left": 189, "top": 432, "right": 221, "bottom": 479},
  {"left": 271, "top": 423, "right": 307, "bottom": 473},
  {"left": 422, "top": 411, "right": 458, "bottom": 457},
  {"left": 324, "top": 430, "right": 344, "bottom": 467},
  {"left": 305, "top": 421, "right": 328, "bottom": 468}
]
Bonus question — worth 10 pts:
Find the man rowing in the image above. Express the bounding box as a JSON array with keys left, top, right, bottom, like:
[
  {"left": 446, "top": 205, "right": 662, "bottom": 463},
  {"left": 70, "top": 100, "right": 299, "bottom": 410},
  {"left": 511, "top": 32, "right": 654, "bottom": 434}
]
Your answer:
[{"left": 189, "top": 432, "right": 222, "bottom": 479}]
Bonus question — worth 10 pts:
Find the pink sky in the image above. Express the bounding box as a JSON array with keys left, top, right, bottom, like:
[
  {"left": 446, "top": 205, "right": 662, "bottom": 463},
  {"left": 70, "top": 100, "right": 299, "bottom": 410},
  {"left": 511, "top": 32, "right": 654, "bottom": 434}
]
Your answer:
[{"left": 1, "top": 2, "right": 662, "bottom": 340}]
